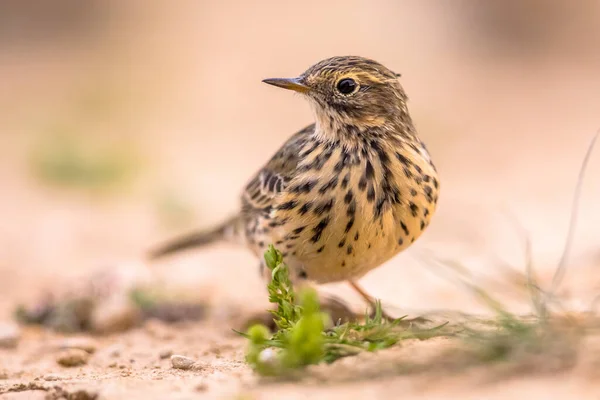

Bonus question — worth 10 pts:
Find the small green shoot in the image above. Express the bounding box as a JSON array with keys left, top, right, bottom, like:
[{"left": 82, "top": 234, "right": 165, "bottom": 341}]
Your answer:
[{"left": 242, "top": 246, "right": 449, "bottom": 376}]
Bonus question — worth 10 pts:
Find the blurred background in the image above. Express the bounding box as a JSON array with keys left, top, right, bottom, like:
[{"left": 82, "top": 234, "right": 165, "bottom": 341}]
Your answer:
[{"left": 1, "top": 0, "right": 600, "bottom": 319}]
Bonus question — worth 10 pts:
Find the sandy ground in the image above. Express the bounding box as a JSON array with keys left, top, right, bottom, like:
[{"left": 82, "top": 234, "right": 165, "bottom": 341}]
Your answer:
[
  {"left": 1, "top": 322, "right": 600, "bottom": 400},
  {"left": 1, "top": 2, "right": 600, "bottom": 399}
]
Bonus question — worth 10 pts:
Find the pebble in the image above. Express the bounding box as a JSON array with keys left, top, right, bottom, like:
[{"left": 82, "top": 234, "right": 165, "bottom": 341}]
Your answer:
[
  {"left": 159, "top": 349, "right": 173, "bottom": 359},
  {"left": 170, "top": 355, "right": 196, "bottom": 370},
  {"left": 56, "top": 348, "right": 90, "bottom": 367},
  {"left": 59, "top": 337, "right": 98, "bottom": 354},
  {"left": 91, "top": 296, "right": 141, "bottom": 334},
  {"left": 48, "top": 388, "right": 98, "bottom": 400},
  {"left": 194, "top": 382, "right": 208, "bottom": 392},
  {"left": 0, "top": 321, "right": 20, "bottom": 348},
  {"left": 258, "top": 348, "right": 278, "bottom": 364},
  {"left": 43, "top": 373, "right": 64, "bottom": 381}
]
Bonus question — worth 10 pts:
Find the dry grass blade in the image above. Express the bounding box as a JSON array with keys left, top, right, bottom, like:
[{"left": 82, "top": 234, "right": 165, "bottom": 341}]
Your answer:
[
  {"left": 417, "top": 251, "right": 511, "bottom": 317},
  {"left": 500, "top": 209, "right": 546, "bottom": 318},
  {"left": 549, "top": 130, "right": 599, "bottom": 297}
]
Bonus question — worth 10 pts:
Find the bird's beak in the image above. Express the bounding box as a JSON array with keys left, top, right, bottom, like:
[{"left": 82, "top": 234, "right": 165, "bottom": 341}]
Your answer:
[{"left": 262, "top": 77, "right": 309, "bottom": 94}]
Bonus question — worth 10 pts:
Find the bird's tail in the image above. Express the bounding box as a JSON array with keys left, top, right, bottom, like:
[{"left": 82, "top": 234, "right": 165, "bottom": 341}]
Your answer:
[{"left": 147, "top": 215, "right": 243, "bottom": 260}]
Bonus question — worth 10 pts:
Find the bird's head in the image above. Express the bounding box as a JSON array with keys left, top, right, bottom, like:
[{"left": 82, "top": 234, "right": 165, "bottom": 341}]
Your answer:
[{"left": 263, "top": 56, "right": 411, "bottom": 133}]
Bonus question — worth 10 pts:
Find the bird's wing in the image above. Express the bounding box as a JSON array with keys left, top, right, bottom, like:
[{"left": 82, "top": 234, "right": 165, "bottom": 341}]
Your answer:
[{"left": 242, "top": 124, "right": 314, "bottom": 215}]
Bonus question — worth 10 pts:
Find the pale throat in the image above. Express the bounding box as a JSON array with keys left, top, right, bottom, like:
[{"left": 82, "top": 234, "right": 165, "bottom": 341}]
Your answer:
[{"left": 309, "top": 101, "right": 412, "bottom": 148}]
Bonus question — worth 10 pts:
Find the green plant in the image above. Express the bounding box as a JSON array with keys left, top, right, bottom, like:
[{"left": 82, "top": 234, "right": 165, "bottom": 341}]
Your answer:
[{"left": 242, "top": 246, "right": 449, "bottom": 376}]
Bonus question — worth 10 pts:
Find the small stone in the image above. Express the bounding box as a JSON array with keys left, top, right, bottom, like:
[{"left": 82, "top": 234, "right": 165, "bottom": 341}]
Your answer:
[
  {"left": 0, "top": 321, "right": 20, "bottom": 348},
  {"left": 258, "top": 348, "right": 277, "bottom": 364},
  {"left": 59, "top": 337, "right": 98, "bottom": 354},
  {"left": 63, "top": 389, "right": 98, "bottom": 400},
  {"left": 0, "top": 370, "right": 8, "bottom": 379},
  {"left": 43, "top": 373, "right": 63, "bottom": 381},
  {"left": 159, "top": 349, "right": 173, "bottom": 359},
  {"left": 91, "top": 296, "right": 141, "bottom": 334},
  {"left": 56, "top": 348, "right": 90, "bottom": 367},
  {"left": 171, "top": 354, "right": 196, "bottom": 370}
]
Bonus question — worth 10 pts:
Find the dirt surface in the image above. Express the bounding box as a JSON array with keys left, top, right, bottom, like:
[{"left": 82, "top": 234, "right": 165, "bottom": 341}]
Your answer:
[
  {"left": 1, "top": 323, "right": 600, "bottom": 400},
  {"left": 1, "top": 2, "right": 600, "bottom": 399}
]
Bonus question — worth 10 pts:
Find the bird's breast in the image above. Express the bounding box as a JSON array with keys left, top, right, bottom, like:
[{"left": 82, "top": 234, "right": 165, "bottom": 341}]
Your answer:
[{"left": 263, "top": 139, "right": 439, "bottom": 284}]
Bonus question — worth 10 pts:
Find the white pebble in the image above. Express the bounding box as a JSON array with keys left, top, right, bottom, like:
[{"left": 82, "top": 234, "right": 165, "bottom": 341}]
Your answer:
[
  {"left": 170, "top": 355, "right": 196, "bottom": 370},
  {"left": 0, "top": 322, "right": 20, "bottom": 349},
  {"left": 258, "top": 348, "right": 277, "bottom": 364}
]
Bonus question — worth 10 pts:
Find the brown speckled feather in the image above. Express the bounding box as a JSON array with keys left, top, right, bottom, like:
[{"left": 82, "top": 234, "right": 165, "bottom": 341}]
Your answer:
[{"left": 241, "top": 124, "right": 314, "bottom": 217}]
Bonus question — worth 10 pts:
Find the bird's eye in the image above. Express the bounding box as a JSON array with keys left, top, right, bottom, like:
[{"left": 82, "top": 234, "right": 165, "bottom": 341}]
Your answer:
[{"left": 336, "top": 78, "right": 357, "bottom": 95}]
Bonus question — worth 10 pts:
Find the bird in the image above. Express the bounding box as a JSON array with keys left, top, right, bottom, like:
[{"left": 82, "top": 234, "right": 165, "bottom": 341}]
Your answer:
[{"left": 148, "top": 56, "right": 439, "bottom": 318}]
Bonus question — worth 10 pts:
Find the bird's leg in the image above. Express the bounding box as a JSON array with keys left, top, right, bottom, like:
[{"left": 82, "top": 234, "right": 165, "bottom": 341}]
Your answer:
[
  {"left": 348, "top": 280, "right": 395, "bottom": 321},
  {"left": 317, "top": 293, "right": 361, "bottom": 325},
  {"left": 348, "top": 281, "right": 431, "bottom": 325}
]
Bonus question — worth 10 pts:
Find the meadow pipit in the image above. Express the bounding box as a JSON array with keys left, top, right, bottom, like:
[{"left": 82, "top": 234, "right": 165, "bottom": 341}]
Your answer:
[{"left": 149, "top": 56, "right": 439, "bottom": 317}]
